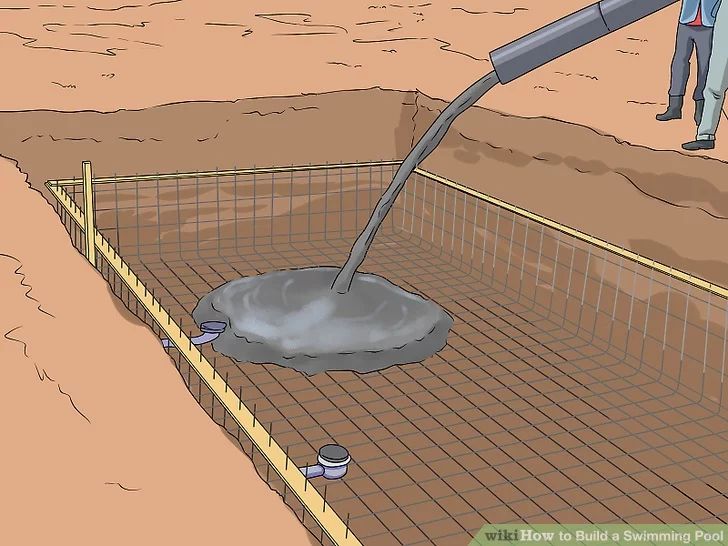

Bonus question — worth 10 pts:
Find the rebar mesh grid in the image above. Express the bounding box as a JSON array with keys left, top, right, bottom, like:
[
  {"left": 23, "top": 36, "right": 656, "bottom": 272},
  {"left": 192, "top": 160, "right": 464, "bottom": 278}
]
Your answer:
[{"left": 54, "top": 163, "right": 728, "bottom": 546}]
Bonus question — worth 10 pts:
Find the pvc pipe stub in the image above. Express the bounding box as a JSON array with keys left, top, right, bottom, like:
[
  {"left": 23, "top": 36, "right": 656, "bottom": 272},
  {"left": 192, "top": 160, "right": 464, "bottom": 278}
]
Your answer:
[
  {"left": 318, "top": 444, "right": 350, "bottom": 468},
  {"left": 199, "top": 320, "right": 227, "bottom": 334}
]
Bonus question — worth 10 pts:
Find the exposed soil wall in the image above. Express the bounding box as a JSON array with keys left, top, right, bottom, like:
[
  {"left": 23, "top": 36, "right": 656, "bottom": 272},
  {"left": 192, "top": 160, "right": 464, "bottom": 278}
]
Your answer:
[
  {"left": 412, "top": 93, "right": 728, "bottom": 288},
  {"left": 3, "top": 87, "right": 728, "bottom": 287},
  {"left": 0, "top": 88, "right": 415, "bottom": 202}
]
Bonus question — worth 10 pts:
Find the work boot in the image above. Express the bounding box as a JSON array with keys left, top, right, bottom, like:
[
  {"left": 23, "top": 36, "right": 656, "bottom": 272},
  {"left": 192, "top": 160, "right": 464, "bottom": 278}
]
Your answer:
[
  {"left": 694, "top": 99, "right": 705, "bottom": 126},
  {"left": 656, "top": 96, "right": 683, "bottom": 121},
  {"left": 682, "top": 138, "right": 715, "bottom": 151}
]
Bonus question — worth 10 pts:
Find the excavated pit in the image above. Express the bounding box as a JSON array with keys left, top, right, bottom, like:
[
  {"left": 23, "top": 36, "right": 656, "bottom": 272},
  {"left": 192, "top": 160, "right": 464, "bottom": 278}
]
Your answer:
[
  {"left": 6, "top": 89, "right": 728, "bottom": 546},
  {"left": 193, "top": 267, "right": 453, "bottom": 374}
]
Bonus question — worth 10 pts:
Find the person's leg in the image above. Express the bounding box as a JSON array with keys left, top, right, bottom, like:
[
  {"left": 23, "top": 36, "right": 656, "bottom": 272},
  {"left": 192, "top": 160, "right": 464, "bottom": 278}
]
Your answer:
[
  {"left": 658, "top": 24, "right": 693, "bottom": 120},
  {"left": 699, "top": 19, "right": 728, "bottom": 138},
  {"left": 684, "top": 6, "right": 728, "bottom": 149},
  {"left": 693, "top": 26, "right": 714, "bottom": 124}
]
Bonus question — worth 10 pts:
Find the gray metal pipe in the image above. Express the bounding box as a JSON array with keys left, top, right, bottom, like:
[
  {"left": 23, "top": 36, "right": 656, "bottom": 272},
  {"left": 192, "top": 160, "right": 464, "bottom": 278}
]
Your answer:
[{"left": 490, "top": 0, "right": 680, "bottom": 84}]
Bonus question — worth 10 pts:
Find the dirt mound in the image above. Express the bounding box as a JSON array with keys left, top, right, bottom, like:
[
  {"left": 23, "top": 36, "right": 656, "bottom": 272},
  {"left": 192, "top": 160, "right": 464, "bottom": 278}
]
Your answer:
[{"left": 0, "top": 157, "right": 313, "bottom": 545}]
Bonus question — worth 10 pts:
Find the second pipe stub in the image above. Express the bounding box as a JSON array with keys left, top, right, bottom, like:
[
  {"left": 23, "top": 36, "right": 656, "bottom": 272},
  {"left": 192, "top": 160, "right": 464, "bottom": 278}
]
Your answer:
[{"left": 300, "top": 444, "right": 352, "bottom": 480}]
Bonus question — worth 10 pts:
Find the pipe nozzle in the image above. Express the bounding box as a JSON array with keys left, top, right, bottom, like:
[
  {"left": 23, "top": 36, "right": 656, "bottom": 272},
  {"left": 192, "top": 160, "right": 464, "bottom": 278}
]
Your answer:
[{"left": 489, "top": 0, "right": 679, "bottom": 84}]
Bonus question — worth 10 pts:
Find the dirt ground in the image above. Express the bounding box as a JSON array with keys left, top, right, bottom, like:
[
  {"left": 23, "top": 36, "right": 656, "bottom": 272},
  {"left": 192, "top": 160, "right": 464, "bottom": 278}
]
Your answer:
[
  {"left": 0, "top": 158, "right": 314, "bottom": 545},
  {"left": 2, "top": 1, "right": 728, "bottom": 544},
  {"left": 0, "top": 0, "right": 726, "bottom": 159}
]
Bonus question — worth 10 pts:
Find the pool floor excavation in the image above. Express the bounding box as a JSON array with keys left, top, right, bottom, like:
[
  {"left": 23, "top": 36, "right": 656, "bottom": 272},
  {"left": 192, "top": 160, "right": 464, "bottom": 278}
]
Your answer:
[{"left": 47, "top": 159, "right": 728, "bottom": 546}]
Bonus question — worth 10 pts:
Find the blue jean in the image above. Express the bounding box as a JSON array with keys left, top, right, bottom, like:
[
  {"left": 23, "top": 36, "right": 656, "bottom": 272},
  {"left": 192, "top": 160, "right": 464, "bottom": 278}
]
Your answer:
[
  {"left": 668, "top": 24, "right": 713, "bottom": 101},
  {"left": 698, "top": 1, "right": 728, "bottom": 138}
]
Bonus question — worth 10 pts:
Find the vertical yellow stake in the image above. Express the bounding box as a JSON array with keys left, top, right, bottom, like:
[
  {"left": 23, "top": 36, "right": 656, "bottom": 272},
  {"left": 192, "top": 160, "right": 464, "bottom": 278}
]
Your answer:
[{"left": 82, "top": 161, "right": 96, "bottom": 266}]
